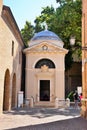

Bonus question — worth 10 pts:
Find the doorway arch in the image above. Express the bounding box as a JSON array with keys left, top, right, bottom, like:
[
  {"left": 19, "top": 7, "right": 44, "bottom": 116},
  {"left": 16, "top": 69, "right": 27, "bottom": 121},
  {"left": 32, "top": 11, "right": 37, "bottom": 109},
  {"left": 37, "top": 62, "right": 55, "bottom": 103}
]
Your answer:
[
  {"left": 35, "top": 58, "right": 55, "bottom": 68},
  {"left": 3, "top": 69, "right": 10, "bottom": 111},
  {"left": 11, "top": 73, "right": 16, "bottom": 108}
]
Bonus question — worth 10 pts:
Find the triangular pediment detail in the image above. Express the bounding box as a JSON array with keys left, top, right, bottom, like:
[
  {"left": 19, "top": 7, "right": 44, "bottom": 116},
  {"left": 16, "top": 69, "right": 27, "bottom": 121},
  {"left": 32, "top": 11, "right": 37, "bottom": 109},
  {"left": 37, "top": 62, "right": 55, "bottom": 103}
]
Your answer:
[{"left": 23, "top": 41, "right": 68, "bottom": 54}]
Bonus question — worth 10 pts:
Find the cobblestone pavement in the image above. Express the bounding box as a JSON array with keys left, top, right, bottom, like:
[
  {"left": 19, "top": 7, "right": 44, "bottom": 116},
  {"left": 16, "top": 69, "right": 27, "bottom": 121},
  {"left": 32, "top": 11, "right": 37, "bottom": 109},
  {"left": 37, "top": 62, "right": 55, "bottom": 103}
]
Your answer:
[{"left": 0, "top": 107, "right": 87, "bottom": 130}]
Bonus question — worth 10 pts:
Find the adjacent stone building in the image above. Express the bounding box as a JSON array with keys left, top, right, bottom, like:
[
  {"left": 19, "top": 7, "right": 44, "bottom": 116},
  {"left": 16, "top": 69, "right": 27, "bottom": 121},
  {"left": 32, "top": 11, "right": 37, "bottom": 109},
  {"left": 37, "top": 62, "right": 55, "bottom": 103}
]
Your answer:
[
  {"left": 23, "top": 29, "right": 68, "bottom": 107},
  {"left": 81, "top": 0, "right": 87, "bottom": 118},
  {"left": 0, "top": 1, "right": 24, "bottom": 114}
]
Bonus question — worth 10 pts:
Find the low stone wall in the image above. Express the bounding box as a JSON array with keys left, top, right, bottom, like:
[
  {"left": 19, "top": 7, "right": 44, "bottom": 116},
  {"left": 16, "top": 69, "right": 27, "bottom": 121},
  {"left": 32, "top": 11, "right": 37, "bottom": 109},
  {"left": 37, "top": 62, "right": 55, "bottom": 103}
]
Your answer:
[{"left": 55, "top": 98, "right": 70, "bottom": 108}]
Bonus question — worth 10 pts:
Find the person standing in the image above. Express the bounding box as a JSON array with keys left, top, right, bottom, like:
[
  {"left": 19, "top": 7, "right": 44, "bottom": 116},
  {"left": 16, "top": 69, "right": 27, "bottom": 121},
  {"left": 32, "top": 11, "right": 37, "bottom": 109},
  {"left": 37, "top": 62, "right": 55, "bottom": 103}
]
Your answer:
[
  {"left": 73, "top": 90, "right": 79, "bottom": 109},
  {"left": 79, "top": 93, "right": 83, "bottom": 101},
  {"left": 79, "top": 93, "right": 83, "bottom": 107}
]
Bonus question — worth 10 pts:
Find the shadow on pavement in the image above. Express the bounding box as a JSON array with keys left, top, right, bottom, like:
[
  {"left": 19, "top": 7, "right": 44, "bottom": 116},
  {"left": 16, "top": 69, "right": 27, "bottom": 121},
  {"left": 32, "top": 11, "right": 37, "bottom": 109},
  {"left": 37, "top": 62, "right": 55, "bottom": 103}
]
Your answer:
[
  {"left": 7, "top": 117, "right": 87, "bottom": 130},
  {"left": 4, "top": 107, "right": 80, "bottom": 119}
]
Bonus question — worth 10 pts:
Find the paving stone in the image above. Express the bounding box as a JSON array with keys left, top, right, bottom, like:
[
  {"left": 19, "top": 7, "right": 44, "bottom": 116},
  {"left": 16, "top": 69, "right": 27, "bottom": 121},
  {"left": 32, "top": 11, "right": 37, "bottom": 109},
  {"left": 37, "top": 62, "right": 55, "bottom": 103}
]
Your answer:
[{"left": 0, "top": 107, "right": 87, "bottom": 130}]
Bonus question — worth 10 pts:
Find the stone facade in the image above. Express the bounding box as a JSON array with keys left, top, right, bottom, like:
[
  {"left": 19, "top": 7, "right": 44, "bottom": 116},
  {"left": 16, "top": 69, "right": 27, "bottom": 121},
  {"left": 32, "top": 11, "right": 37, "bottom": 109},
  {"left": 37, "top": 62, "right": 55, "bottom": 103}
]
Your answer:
[
  {"left": 24, "top": 30, "right": 68, "bottom": 107},
  {"left": 81, "top": 0, "right": 87, "bottom": 119},
  {"left": 0, "top": 2, "right": 24, "bottom": 114}
]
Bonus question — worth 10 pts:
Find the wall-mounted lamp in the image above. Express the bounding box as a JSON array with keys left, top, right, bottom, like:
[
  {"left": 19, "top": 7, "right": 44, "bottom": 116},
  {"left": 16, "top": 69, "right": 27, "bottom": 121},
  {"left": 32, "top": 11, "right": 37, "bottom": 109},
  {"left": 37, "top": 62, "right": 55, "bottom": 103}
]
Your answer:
[
  {"left": 82, "top": 58, "right": 87, "bottom": 72},
  {"left": 82, "top": 58, "right": 87, "bottom": 65},
  {"left": 70, "top": 35, "right": 87, "bottom": 50},
  {"left": 70, "top": 36, "right": 75, "bottom": 46}
]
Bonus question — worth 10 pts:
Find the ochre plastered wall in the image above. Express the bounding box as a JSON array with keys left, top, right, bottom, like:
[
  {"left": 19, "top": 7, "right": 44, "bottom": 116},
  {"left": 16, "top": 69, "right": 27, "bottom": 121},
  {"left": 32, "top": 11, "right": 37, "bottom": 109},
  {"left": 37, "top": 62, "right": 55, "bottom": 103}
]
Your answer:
[
  {"left": 0, "top": 5, "right": 23, "bottom": 114},
  {"left": 81, "top": 0, "right": 87, "bottom": 119},
  {"left": 24, "top": 42, "right": 67, "bottom": 106}
]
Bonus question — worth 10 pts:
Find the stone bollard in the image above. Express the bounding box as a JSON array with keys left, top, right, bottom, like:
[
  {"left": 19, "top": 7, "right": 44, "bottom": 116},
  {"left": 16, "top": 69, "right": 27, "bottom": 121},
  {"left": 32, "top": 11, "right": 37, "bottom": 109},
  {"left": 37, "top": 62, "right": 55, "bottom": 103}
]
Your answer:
[
  {"left": 66, "top": 98, "right": 70, "bottom": 107},
  {"left": 30, "top": 97, "right": 34, "bottom": 108},
  {"left": 18, "top": 91, "right": 23, "bottom": 108},
  {"left": 55, "top": 98, "right": 59, "bottom": 108},
  {"left": 25, "top": 98, "right": 30, "bottom": 107}
]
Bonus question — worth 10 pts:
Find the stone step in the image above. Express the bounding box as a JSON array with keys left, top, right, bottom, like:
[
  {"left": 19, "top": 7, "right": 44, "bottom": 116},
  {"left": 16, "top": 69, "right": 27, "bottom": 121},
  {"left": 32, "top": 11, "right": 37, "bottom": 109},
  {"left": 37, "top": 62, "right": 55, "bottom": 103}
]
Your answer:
[{"left": 35, "top": 101, "right": 55, "bottom": 107}]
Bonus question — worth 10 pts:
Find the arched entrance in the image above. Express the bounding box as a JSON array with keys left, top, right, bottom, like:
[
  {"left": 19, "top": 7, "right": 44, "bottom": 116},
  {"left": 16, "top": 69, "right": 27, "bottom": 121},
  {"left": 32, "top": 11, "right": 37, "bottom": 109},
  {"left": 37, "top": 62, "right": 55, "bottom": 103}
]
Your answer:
[
  {"left": 35, "top": 58, "right": 55, "bottom": 102},
  {"left": 3, "top": 69, "right": 10, "bottom": 111},
  {"left": 35, "top": 58, "right": 55, "bottom": 68},
  {"left": 11, "top": 73, "right": 16, "bottom": 108}
]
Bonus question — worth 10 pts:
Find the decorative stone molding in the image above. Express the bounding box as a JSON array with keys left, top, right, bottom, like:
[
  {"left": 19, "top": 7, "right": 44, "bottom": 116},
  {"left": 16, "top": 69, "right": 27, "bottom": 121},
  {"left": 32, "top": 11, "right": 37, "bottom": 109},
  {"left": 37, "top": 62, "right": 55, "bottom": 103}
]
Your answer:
[{"left": 41, "top": 65, "right": 49, "bottom": 72}]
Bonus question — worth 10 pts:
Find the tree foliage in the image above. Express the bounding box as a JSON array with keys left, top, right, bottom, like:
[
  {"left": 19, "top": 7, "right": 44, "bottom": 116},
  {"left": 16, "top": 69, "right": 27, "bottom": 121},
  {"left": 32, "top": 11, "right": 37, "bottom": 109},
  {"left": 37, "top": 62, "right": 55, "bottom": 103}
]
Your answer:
[
  {"left": 55, "top": 0, "right": 82, "bottom": 70},
  {"left": 21, "top": 21, "right": 34, "bottom": 47},
  {"left": 34, "top": 6, "right": 55, "bottom": 32},
  {"left": 34, "top": 0, "right": 81, "bottom": 70},
  {"left": 21, "top": 0, "right": 82, "bottom": 70}
]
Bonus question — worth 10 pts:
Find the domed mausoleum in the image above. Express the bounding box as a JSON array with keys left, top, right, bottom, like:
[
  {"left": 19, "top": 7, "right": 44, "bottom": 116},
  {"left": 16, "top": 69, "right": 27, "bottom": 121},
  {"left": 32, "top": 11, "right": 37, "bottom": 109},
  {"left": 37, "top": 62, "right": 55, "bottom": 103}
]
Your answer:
[{"left": 23, "top": 29, "right": 68, "bottom": 107}]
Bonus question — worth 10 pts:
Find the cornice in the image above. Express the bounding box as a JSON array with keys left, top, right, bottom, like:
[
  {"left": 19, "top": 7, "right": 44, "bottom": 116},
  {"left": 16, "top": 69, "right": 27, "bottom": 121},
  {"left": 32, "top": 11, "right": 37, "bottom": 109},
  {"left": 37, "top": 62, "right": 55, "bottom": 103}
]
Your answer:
[
  {"left": 2, "top": 5, "right": 24, "bottom": 47},
  {"left": 24, "top": 50, "right": 68, "bottom": 56},
  {"left": 23, "top": 41, "right": 68, "bottom": 55}
]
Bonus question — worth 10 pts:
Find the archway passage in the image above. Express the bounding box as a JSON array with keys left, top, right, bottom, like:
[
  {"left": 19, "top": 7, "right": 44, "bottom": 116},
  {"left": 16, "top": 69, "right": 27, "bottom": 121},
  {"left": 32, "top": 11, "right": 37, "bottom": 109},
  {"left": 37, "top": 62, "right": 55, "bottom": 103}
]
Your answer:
[
  {"left": 40, "top": 80, "right": 50, "bottom": 101},
  {"left": 11, "top": 74, "right": 16, "bottom": 108},
  {"left": 3, "top": 69, "right": 10, "bottom": 111}
]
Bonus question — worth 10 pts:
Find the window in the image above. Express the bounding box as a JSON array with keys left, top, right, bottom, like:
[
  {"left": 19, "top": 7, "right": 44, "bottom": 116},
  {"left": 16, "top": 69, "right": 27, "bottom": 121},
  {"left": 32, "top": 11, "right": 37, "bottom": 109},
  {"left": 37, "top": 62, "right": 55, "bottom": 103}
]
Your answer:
[
  {"left": 12, "top": 41, "right": 14, "bottom": 56},
  {"left": 19, "top": 51, "right": 22, "bottom": 64},
  {"left": 35, "top": 58, "right": 55, "bottom": 68},
  {"left": 42, "top": 45, "right": 48, "bottom": 50}
]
